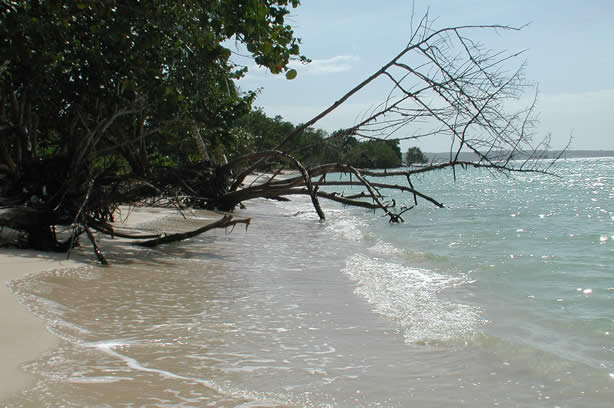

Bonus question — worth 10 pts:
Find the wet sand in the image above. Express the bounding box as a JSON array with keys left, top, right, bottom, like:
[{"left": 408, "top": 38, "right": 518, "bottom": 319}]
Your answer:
[
  {"left": 0, "top": 250, "right": 81, "bottom": 400},
  {"left": 0, "top": 174, "right": 286, "bottom": 402},
  {"left": 0, "top": 172, "right": 268, "bottom": 401},
  {"left": 0, "top": 205, "right": 199, "bottom": 400}
]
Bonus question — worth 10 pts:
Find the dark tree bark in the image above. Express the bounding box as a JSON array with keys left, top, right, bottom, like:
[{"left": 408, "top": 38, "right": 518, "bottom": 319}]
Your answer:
[{"left": 134, "top": 215, "right": 250, "bottom": 247}]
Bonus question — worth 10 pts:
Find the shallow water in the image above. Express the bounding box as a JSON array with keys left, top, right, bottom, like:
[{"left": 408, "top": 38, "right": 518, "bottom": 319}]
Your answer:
[{"left": 4, "top": 157, "right": 614, "bottom": 407}]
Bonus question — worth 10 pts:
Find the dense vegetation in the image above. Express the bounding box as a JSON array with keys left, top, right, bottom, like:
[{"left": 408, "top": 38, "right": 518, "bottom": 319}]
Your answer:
[
  {"left": 0, "top": 0, "right": 308, "bottom": 250},
  {"left": 232, "top": 109, "right": 403, "bottom": 168},
  {"left": 0, "top": 0, "right": 307, "bottom": 173}
]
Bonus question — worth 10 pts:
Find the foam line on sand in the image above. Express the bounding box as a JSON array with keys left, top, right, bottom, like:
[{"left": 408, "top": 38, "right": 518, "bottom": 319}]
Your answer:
[{"left": 0, "top": 205, "right": 185, "bottom": 400}]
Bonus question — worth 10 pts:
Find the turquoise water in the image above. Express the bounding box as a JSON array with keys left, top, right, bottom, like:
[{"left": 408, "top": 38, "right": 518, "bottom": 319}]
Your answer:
[
  {"left": 4, "top": 157, "right": 613, "bottom": 407},
  {"left": 277, "top": 156, "right": 614, "bottom": 404},
  {"left": 372, "top": 157, "right": 614, "bottom": 368}
]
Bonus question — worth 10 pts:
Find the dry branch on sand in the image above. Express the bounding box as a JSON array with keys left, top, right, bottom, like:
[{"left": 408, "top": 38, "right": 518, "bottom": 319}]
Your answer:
[{"left": 133, "top": 215, "right": 250, "bottom": 248}]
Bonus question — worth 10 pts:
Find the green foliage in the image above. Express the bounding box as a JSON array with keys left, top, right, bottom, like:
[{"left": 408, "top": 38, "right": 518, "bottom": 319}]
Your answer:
[
  {"left": 405, "top": 146, "right": 428, "bottom": 165},
  {"left": 344, "top": 140, "right": 403, "bottom": 169},
  {"left": 235, "top": 110, "right": 295, "bottom": 150},
  {"left": 231, "top": 109, "right": 326, "bottom": 164},
  {"left": 231, "top": 110, "right": 402, "bottom": 169},
  {"left": 0, "top": 0, "right": 306, "bottom": 176},
  {"left": 315, "top": 130, "right": 357, "bottom": 164},
  {"left": 285, "top": 69, "right": 298, "bottom": 80}
]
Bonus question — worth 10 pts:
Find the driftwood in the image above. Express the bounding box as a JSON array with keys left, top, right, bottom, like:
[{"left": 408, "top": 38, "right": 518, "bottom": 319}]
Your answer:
[
  {"left": 134, "top": 215, "right": 250, "bottom": 247},
  {"left": 216, "top": 150, "right": 445, "bottom": 223},
  {"left": 90, "top": 224, "right": 163, "bottom": 240},
  {"left": 84, "top": 226, "right": 108, "bottom": 265},
  {"left": 0, "top": 206, "right": 58, "bottom": 229}
]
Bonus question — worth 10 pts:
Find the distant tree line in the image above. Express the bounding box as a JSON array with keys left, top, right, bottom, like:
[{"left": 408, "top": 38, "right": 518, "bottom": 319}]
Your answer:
[
  {"left": 231, "top": 109, "right": 404, "bottom": 169},
  {"left": 405, "top": 147, "right": 428, "bottom": 165}
]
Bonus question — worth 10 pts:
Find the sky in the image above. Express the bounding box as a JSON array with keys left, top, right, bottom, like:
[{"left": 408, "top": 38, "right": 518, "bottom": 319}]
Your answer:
[{"left": 234, "top": 0, "right": 614, "bottom": 152}]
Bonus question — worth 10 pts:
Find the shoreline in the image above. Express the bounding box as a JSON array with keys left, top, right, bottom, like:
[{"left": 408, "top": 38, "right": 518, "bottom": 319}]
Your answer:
[
  {"left": 0, "top": 250, "right": 82, "bottom": 400},
  {"left": 0, "top": 173, "right": 265, "bottom": 401},
  {"left": 0, "top": 205, "right": 188, "bottom": 401}
]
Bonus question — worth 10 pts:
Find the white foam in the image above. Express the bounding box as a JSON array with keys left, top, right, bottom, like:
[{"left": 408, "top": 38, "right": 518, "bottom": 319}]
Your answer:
[
  {"left": 68, "top": 376, "right": 133, "bottom": 384},
  {"left": 88, "top": 340, "right": 284, "bottom": 405},
  {"left": 275, "top": 195, "right": 368, "bottom": 241},
  {"left": 325, "top": 215, "right": 368, "bottom": 241},
  {"left": 342, "top": 254, "right": 482, "bottom": 344},
  {"left": 275, "top": 190, "right": 483, "bottom": 344},
  {"left": 368, "top": 240, "right": 404, "bottom": 256}
]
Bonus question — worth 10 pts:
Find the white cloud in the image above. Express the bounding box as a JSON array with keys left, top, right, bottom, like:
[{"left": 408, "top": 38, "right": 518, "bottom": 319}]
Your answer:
[
  {"left": 240, "top": 55, "right": 361, "bottom": 81},
  {"left": 289, "top": 55, "right": 361, "bottom": 76}
]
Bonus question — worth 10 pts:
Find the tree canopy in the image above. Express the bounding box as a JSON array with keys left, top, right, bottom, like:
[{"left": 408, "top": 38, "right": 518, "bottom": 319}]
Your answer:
[
  {"left": 0, "top": 0, "right": 306, "bottom": 174},
  {"left": 405, "top": 147, "right": 427, "bottom": 165}
]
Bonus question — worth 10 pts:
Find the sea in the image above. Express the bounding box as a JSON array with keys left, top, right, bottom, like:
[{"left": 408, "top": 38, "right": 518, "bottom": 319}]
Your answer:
[{"left": 4, "top": 157, "right": 613, "bottom": 407}]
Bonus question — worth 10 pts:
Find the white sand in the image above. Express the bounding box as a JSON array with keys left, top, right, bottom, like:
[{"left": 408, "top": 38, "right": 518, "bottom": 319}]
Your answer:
[
  {"left": 0, "top": 250, "right": 83, "bottom": 400},
  {"left": 0, "top": 205, "right": 184, "bottom": 400}
]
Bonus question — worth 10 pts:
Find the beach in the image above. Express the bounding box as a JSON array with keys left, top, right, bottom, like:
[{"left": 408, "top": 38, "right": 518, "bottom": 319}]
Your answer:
[
  {"left": 0, "top": 249, "right": 77, "bottom": 400},
  {"left": 0, "top": 205, "right": 219, "bottom": 401},
  {"left": 1, "top": 159, "right": 613, "bottom": 407}
]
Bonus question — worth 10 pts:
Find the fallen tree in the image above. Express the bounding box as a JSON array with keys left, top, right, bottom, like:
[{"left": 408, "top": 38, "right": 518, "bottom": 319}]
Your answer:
[
  {"left": 0, "top": 5, "right": 565, "bottom": 262},
  {"left": 210, "top": 15, "right": 565, "bottom": 221}
]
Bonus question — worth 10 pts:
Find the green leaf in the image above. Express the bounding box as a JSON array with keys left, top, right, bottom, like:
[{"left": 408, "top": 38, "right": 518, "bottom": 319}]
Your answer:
[{"left": 285, "top": 68, "right": 297, "bottom": 80}]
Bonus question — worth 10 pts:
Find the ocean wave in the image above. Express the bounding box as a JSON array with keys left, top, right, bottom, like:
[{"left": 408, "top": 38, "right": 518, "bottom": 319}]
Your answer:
[
  {"left": 342, "top": 254, "right": 482, "bottom": 345},
  {"left": 274, "top": 196, "right": 369, "bottom": 241}
]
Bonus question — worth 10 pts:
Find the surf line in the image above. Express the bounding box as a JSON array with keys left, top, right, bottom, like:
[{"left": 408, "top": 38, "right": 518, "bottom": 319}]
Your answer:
[{"left": 88, "top": 340, "right": 284, "bottom": 405}]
